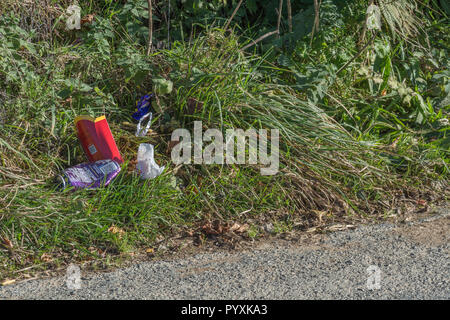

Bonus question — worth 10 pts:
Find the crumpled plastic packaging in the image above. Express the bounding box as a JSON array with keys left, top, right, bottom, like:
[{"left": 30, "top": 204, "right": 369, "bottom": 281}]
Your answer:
[
  {"left": 132, "top": 94, "right": 154, "bottom": 137},
  {"left": 135, "top": 112, "right": 152, "bottom": 137},
  {"left": 136, "top": 143, "right": 165, "bottom": 179},
  {"left": 55, "top": 159, "right": 121, "bottom": 190},
  {"left": 132, "top": 94, "right": 153, "bottom": 120}
]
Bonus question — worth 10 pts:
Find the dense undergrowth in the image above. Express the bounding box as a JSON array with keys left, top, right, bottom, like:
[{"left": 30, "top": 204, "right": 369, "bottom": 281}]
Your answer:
[{"left": 0, "top": 0, "right": 448, "bottom": 278}]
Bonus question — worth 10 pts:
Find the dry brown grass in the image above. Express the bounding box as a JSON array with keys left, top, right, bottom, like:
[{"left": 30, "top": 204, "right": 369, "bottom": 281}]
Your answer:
[{"left": 0, "top": 0, "right": 69, "bottom": 42}]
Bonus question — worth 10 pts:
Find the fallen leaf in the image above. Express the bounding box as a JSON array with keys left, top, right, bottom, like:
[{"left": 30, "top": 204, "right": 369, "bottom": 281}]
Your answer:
[
  {"left": 201, "top": 220, "right": 227, "bottom": 235},
  {"left": 40, "top": 253, "right": 52, "bottom": 263},
  {"left": 81, "top": 14, "right": 96, "bottom": 26},
  {"left": 202, "top": 224, "right": 217, "bottom": 235},
  {"left": 186, "top": 97, "right": 203, "bottom": 115},
  {"left": 312, "top": 210, "right": 327, "bottom": 224},
  {"left": 108, "top": 225, "right": 125, "bottom": 238},
  {"left": 1, "top": 238, "right": 13, "bottom": 249},
  {"left": 230, "top": 223, "right": 249, "bottom": 233},
  {"left": 229, "top": 223, "right": 240, "bottom": 232},
  {"left": 185, "top": 230, "right": 194, "bottom": 237},
  {"left": 88, "top": 247, "right": 105, "bottom": 257},
  {"left": 326, "top": 224, "right": 356, "bottom": 232},
  {"left": 1, "top": 279, "right": 16, "bottom": 286},
  {"left": 417, "top": 199, "right": 427, "bottom": 206}
]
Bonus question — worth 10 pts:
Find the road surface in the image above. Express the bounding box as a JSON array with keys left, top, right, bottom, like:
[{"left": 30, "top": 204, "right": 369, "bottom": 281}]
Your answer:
[{"left": 1, "top": 209, "right": 448, "bottom": 299}]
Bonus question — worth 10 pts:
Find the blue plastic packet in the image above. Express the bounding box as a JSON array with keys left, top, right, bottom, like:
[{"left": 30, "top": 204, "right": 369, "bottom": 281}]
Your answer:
[{"left": 132, "top": 94, "right": 154, "bottom": 121}]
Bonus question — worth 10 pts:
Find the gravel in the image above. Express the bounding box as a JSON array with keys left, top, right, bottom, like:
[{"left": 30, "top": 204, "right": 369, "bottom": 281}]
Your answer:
[{"left": 1, "top": 209, "right": 448, "bottom": 300}]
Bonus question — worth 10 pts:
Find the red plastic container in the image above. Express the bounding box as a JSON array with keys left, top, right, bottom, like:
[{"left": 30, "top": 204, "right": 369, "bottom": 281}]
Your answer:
[{"left": 74, "top": 115, "right": 123, "bottom": 164}]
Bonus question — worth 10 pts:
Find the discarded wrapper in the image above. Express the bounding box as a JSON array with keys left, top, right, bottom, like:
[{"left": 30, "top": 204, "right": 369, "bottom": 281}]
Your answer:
[
  {"left": 55, "top": 159, "right": 121, "bottom": 190},
  {"left": 136, "top": 112, "right": 153, "bottom": 137},
  {"left": 132, "top": 94, "right": 154, "bottom": 137},
  {"left": 132, "top": 94, "right": 154, "bottom": 121},
  {"left": 136, "top": 143, "right": 165, "bottom": 179},
  {"left": 75, "top": 115, "right": 123, "bottom": 164}
]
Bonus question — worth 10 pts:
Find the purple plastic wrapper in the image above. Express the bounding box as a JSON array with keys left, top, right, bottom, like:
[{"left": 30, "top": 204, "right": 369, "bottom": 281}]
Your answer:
[{"left": 56, "top": 159, "right": 121, "bottom": 190}]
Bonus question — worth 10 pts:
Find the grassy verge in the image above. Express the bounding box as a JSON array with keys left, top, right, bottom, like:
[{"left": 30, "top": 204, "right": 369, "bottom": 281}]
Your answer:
[{"left": 0, "top": 0, "right": 448, "bottom": 280}]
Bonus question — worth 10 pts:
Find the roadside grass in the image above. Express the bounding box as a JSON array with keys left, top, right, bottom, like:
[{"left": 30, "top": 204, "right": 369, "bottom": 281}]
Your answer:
[{"left": 0, "top": 1, "right": 448, "bottom": 280}]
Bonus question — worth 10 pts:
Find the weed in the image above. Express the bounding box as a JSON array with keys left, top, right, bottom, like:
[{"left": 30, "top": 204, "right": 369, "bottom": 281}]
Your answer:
[{"left": 0, "top": 0, "right": 448, "bottom": 279}]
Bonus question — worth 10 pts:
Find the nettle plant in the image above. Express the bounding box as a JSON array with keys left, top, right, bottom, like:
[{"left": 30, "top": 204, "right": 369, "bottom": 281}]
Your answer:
[
  {"left": 0, "top": 15, "right": 39, "bottom": 85},
  {"left": 356, "top": 38, "right": 440, "bottom": 126}
]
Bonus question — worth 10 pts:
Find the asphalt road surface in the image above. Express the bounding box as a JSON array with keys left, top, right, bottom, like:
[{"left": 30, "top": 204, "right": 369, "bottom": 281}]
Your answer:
[{"left": 1, "top": 209, "right": 448, "bottom": 300}]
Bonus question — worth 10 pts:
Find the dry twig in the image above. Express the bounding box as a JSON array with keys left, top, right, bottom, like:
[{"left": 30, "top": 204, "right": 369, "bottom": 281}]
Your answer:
[
  {"left": 310, "top": 0, "right": 322, "bottom": 46},
  {"left": 242, "top": 30, "right": 279, "bottom": 50},
  {"left": 224, "top": 0, "right": 245, "bottom": 32},
  {"left": 287, "top": 0, "right": 292, "bottom": 33},
  {"left": 276, "top": 0, "right": 284, "bottom": 38},
  {"left": 147, "top": 0, "right": 153, "bottom": 55}
]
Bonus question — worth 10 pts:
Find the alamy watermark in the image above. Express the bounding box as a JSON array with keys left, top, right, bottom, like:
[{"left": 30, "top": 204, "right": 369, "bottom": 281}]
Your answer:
[
  {"left": 170, "top": 121, "right": 279, "bottom": 175},
  {"left": 366, "top": 265, "right": 381, "bottom": 290},
  {"left": 66, "top": 264, "right": 82, "bottom": 290},
  {"left": 66, "top": 2, "right": 81, "bottom": 30}
]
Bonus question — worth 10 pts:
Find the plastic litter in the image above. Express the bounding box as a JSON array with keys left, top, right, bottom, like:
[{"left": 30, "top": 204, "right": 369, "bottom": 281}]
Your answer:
[
  {"left": 136, "top": 111, "right": 153, "bottom": 137},
  {"left": 55, "top": 159, "right": 121, "bottom": 190},
  {"left": 75, "top": 115, "right": 123, "bottom": 164},
  {"left": 132, "top": 94, "right": 154, "bottom": 137},
  {"left": 132, "top": 94, "right": 154, "bottom": 121},
  {"left": 136, "top": 143, "right": 165, "bottom": 179}
]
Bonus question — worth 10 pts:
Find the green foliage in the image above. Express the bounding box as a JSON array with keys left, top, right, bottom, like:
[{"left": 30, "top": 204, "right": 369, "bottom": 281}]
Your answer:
[
  {"left": 270, "top": 1, "right": 448, "bottom": 176},
  {"left": 0, "top": 15, "right": 38, "bottom": 85},
  {"left": 152, "top": 77, "right": 173, "bottom": 95},
  {"left": 0, "top": 0, "right": 448, "bottom": 277}
]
